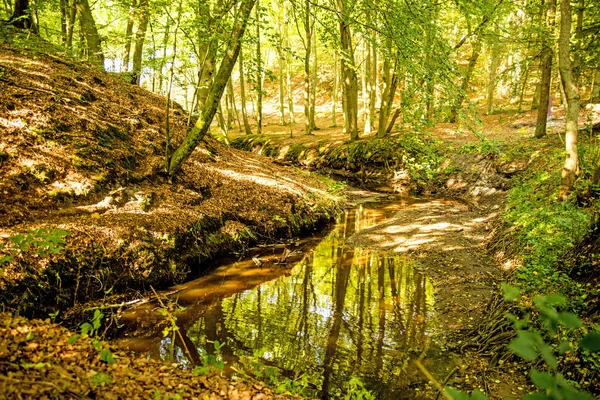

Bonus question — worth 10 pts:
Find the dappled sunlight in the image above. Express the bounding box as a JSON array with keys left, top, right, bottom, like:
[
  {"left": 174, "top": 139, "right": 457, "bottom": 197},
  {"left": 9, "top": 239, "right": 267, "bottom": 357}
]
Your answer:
[{"left": 201, "top": 164, "right": 306, "bottom": 196}]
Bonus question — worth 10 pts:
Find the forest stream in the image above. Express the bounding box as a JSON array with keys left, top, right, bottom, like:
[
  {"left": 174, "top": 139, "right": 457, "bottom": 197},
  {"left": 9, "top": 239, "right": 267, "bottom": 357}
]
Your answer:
[{"left": 114, "top": 193, "right": 499, "bottom": 399}]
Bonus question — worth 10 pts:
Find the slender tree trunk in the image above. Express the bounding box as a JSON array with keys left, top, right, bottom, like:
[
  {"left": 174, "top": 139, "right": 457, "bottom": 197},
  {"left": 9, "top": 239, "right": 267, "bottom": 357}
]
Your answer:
[
  {"left": 60, "top": 0, "right": 68, "bottom": 44},
  {"left": 255, "top": 0, "right": 263, "bottom": 134},
  {"left": 368, "top": 37, "right": 376, "bottom": 132},
  {"left": 486, "top": 43, "right": 500, "bottom": 115},
  {"left": 77, "top": 0, "right": 104, "bottom": 67},
  {"left": 278, "top": 52, "right": 286, "bottom": 124},
  {"left": 239, "top": 47, "right": 253, "bottom": 135},
  {"left": 285, "top": 18, "right": 295, "bottom": 124},
  {"left": 535, "top": 0, "right": 557, "bottom": 139},
  {"left": 227, "top": 78, "right": 241, "bottom": 129},
  {"left": 123, "top": 0, "right": 136, "bottom": 71},
  {"left": 377, "top": 56, "right": 397, "bottom": 137},
  {"left": 275, "top": 0, "right": 285, "bottom": 125},
  {"left": 131, "top": 0, "right": 149, "bottom": 83},
  {"left": 66, "top": 0, "right": 77, "bottom": 50},
  {"left": 303, "top": 0, "right": 312, "bottom": 135},
  {"left": 310, "top": 29, "right": 318, "bottom": 131},
  {"left": 337, "top": 0, "right": 358, "bottom": 140},
  {"left": 363, "top": 40, "right": 371, "bottom": 134},
  {"left": 158, "top": 21, "right": 171, "bottom": 93},
  {"left": 168, "top": 0, "right": 257, "bottom": 177},
  {"left": 558, "top": 0, "right": 580, "bottom": 200},
  {"left": 164, "top": 0, "right": 183, "bottom": 169},
  {"left": 572, "top": 0, "right": 584, "bottom": 82},
  {"left": 450, "top": 37, "right": 482, "bottom": 123},
  {"left": 332, "top": 50, "right": 338, "bottom": 127},
  {"left": 591, "top": 69, "right": 600, "bottom": 103}
]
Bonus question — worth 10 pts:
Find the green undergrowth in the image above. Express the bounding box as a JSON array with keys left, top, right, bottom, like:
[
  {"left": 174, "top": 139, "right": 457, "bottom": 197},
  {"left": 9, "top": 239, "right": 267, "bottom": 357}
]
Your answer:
[
  {"left": 495, "top": 138, "right": 600, "bottom": 395},
  {"left": 230, "top": 132, "right": 442, "bottom": 189}
]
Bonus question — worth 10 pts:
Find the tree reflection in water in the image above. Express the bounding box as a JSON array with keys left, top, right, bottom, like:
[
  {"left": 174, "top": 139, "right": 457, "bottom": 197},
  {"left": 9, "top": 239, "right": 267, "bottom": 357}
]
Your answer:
[{"left": 172, "top": 204, "right": 436, "bottom": 398}]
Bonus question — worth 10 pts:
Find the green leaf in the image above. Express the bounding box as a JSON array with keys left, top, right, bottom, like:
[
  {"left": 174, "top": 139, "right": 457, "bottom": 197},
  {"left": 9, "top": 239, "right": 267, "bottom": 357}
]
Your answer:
[
  {"left": 445, "top": 387, "right": 470, "bottom": 400},
  {"left": 508, "top": 331, "right": 539, "bottom": 361},
  {"left": 25, "top": 332, "right": 34, "bottom": 341},
  {"left": 558, "top": 341, "right": 571, "bottom": 354},
  {"left": 543, "top": 294, "right": 566, "bottom": 307},
  {"left": 99, "top": 348, "right": 115, "bottom": 364},
  {"left": 67, "top": 334, "right": 79, "bottom": 344},
  {"left": 530, "top": 369, "right": 555, "bottom": 390},
  {"left": 580, "top": 332, "right": 600, "bottom": 352},
  {"left": 502, "top": 283, "right": 520, "bottom": 301},
  {"left": 539, "top": 342, "right": 557, "bottom": 370},
  {"left": 80, "top": 322, "right": 93, "bottom": 336},
  {"left": 557, "top": 312, "right": 581, "bottom": 329},
  {"left": 90, "top": 372, "right": 113, "bottom": 387},
  {"left": 0, "top": 255, "right": 12, "bottom": 265},
  {"left": 470, "top": 389, "right": 488, "bottom": 400}
]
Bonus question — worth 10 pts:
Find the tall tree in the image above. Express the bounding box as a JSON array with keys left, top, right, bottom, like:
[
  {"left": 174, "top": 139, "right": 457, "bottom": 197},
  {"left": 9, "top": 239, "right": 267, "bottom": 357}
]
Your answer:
[
  {"left": 168, "top": 0, "right": 257, "bottom": 177},
  {"left": 535, "top": 0, "right": 557, "bottom": 139},
  {"left": 131, "top": 0, "right": 150, "bottom": 83},
  {"left": 123, "top": 0, "right": 137, "bottom": 70},
  {"left": 77, "top": 0, "right": 104, "bottom": 67},
  {"left": 558, "top": 0, "right": 580, "bottom": 200},
  {"left": 9, "top": 0, "right": 36, "bottom": 32},
  {"left": 337, "top": 0, "right": 358, "bottom": 140}
]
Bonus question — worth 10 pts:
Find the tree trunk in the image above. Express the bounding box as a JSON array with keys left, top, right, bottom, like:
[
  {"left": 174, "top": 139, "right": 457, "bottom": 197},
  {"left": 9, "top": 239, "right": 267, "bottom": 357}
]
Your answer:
[
  {"left": 303, "top": 0, "right": 312, "bottom": 135},
  {"left": 363, "top": 40, "right": 371, "bottom": 134},
  {"left": 332, "top": 50, "right": 338, "bottom": 127},
  {"left": 486, "top": 43, "right": 500, "bottom": 115},
  {"left": 591, "top": 69, "right": 600, "bottom": 103},
  {"left": 558, "top": 0, "right": 580, "bottom": 201},
  {"left": 449, "top": 38, "right": 482, "bottom": 123},
  {"left": 337, "top": 0, "right": 358, "bottom": 140},
  {"left": 310, "top": 29, "right": 318, "bottom": 131},
  {"left": 368, "top": 37, "right": 376, "bottom": 132},
  {"left": 239, "top": 47, "right": 253, "bottom": 135},
  {"left": 164, "top": 0, "right": 183, "bottom": 168},
  {"left": 255, "top": 0, "right": 263, "bottom": 134},
  {"left": 123, "top": 0, "right": 136, "bottom": 71},
  {"left": 227, "top": 78, "right": 241, "bottom": 130},
  {"left": 77, "top": 0, "right": 104, "bottom": 67},
  {"left": 535, "top": 0, "right": 557, "bottom": 139},
  {"left": 168, "top": 0, "right": 257, "bottom": 177},
  {"left": 131, "top": 0, "right": 149, "bottom": 83},
  {"left": 10, "top": 0, "right": 36, "bottom": 32},
  {"left": 285, "top": 18, "right": 295, "bottom": 124},
  {"left": 158, "top": 21, "right": 170, "bottom": 92},
  {"left": 377, "top": 56, "right": 397, "bottom": 138},
  {"left": 275, "top": 0, "right": 285, "bottom": 125},
  {"left": 572, "top": 0, "right": 584, "bottom": 82},
  {"left": 66, "top": 0, "right": 77, "bottom": 50},
  {"left": 60, "top": 0, "right": 68, "bottom": 44}
]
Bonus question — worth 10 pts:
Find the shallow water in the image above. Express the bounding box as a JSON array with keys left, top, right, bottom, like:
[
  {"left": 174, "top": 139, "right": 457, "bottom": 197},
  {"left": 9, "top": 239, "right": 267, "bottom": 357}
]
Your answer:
[{"left": 117, "top": 197, "right": 442, "bottom": 398}]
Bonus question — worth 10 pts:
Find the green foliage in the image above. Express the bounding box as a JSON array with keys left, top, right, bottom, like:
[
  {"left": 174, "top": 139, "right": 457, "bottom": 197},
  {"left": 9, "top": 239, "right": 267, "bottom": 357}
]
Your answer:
[
  {"left": 446, "top": 286, "right": 600, "bottom": 400},
  {"left": 504, "top": 165, "right": 592, "bottom": 292},
  {"left": 69, "top": 309, "right": 117, "bottom": 365},
  {"left": 0, "top": 227, "right": 69, "bottom": 270},
  {"left": 192, "top": 340, "right": 226, "bottom": 375},
  {"left": 459, "top": 140, "right": 501, "bottom": 156},
  {"left": 90, "top": 372, "right": 113, "bottom": 387}
]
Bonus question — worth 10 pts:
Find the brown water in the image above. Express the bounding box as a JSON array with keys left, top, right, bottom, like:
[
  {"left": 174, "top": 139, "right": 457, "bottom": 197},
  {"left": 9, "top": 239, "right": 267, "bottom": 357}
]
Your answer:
[{"left": 117, "top": 197, "right": 440, "bottom": 398}]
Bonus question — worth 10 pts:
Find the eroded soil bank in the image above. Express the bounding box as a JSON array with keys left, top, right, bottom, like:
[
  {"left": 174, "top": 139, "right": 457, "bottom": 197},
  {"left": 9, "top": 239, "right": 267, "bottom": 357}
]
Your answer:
[{"left": 0, "top": 30, "right": 340, "bottom": 320}]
